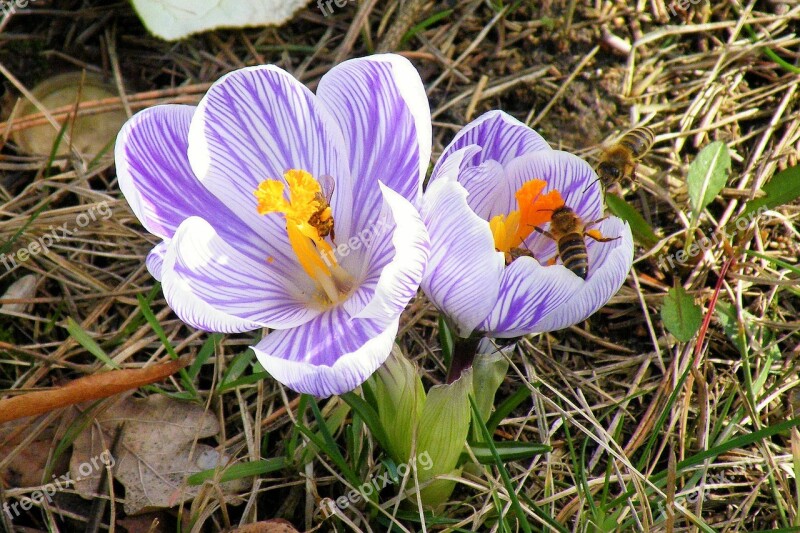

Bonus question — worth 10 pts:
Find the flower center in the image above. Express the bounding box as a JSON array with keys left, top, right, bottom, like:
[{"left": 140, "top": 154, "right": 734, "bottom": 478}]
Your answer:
[
  {"left": 254, "top": 169, "right": 353, "bottom": 306},
  {"left": 489, "top": 179, "right": 564, "bottom": 263}
]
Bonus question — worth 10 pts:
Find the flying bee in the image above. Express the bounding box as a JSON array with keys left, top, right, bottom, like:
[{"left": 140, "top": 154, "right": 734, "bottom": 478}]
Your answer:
[
  {"left": 589, "top": 126, "right": 655, "bottom": 192},
  {"left": 533, "top": 205, "right": 620, "bottom": 280},
  {"left": 308, "top": 174, "right": 336, "bottom": 242}
]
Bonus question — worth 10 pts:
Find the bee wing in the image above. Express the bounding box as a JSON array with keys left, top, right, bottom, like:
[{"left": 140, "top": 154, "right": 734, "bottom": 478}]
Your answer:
[{"left": 318, "top": 174, "right": 336, "bottom": 202}]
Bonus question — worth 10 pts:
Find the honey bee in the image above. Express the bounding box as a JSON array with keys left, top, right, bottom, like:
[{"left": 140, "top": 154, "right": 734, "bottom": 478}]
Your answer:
[
  {"left": 308, "top": 175, "right": 336, "bottom": 242},
  {"left": 593, "top": 126, "right": 655, "bottom": 189},
  {"left": 534, "top": 205, "right": 620, "bottom": 280}
]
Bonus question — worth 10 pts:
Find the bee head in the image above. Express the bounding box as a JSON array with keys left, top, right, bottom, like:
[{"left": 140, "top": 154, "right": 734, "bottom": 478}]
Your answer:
[{"left": 598, "top": 162, "right": 621, "bottom": 181}]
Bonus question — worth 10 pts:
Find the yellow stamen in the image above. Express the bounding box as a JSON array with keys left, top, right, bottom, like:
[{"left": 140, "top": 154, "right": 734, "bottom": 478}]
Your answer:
[
  {"left": 490, "top": 179, "right": 564, "bottom": 262},
  {"left": 254, "top": 169, "right": 353, "bottom": 306}
]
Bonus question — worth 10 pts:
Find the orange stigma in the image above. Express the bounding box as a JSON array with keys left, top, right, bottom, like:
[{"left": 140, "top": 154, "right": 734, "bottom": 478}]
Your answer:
[{"left": 488, "top": 179, "right": 564, "bottom": 263}]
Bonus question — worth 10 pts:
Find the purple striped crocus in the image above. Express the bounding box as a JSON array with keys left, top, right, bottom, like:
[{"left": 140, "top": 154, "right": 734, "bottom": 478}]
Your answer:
[
  {"left": 115, "top": 55, "right": 431, "bottom": 397},
  {"left": 421, "top": 111, "right": 633, "bottom": 338}
]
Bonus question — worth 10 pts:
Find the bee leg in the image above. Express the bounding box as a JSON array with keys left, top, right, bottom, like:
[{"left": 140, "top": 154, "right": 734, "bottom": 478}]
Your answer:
[
  {"left": 584, "top": 216, "right": 609, "bottom": 229},
  {"left": 585, "top": 229, "right": 620, "bottom": 243},
  {"left": 532, "top": 226, "right": 556, "bottom": 241}
]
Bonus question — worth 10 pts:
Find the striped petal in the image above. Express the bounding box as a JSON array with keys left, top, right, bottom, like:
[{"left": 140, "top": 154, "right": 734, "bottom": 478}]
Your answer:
[
  {"left": 531, "top": 217, "right": 633, "bottom": 332},
  {"left": 344, "top": 183, "right": 429, "bottom": 324},
  {"left": 429, "top": 145, "right": 509, "bottom": 220},
  {"left": 253, "top": 308, "right": 398, "bottom": 397},
  {"left": 116, "top": 105, "right": 259, "bottom": 244},
  {"left": 478, "top": 256, "right": 583, "bottom": 337},
  {"left": 115, "top": 104, "right": 299, "bottom": 279},
  {"left": 431, "top": 110, "right": 550, "bottom": 180},
  {"left": 187, "top": 65, "right": 350, "bottom": 246},
  {"left": 421, "top": 179, "right": 505, "bottom": 336},
  {"left": 161, "top": 217, "right": 319, "bottom": 333},
  {"left": 317, "top": 55, "right": 431, "bottom": 237},
  {"left": 508, "top": 150, "right": 605, "bottom": 259},
  {"left": 146, "top": 241, "right": 167, "bottom": 281}
]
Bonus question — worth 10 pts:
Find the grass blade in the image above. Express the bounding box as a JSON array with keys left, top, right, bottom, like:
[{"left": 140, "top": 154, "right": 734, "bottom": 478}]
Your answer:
[
  {"left": 187, "top": 457, "right": 286, "bottom": 485},
  {"left": 65, "top": 317, "right": 119, "bottom": 369}
]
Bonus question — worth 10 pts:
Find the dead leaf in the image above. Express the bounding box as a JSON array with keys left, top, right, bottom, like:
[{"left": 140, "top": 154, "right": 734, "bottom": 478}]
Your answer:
[
  {"left": 129, "top": 0, "right": 310, "bottom": 41},
  {"left": 229, "top": 520, "right": 301, "bottom": 533},
  {"left": 12, "top": 72, "right": 127, "bottom": 158},
  {"left": 0, "top": 357, "right": 190, "bottom": 423},
  {"left": 0, "top": 440, "right": 53, "bottom": 487},
  {"left": 0, "top": 275, "right": 38, "bottom": 314},
  {"left": 71, "top": 395, "right": 247, "bottom": 514},
  {"left": 0, "top": 416, "right": 70, "bottom": 489},
  {"left": 116, "top": 511, "right": 173, "bottom": 533}
]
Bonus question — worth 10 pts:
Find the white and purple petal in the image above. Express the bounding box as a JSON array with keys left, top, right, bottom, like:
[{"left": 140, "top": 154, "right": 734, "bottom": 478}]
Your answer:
[
  {"left": 116, "top": 105, "right": 226, "bottom": 240},
  {"left": 531, "top": 217, "right": 633, "bottom": 332},
  {"left": 161, "top": 217, "right": 320, "bottom": 333},
  {"left": 253, "top": 308, "right": 398, "bottom": 397},
  {"left": 429, "top": 145, "right": 509, "bottom": 221},
  {"left": 343, "top": 183, "right": 429, "bottom": 324},
  {"left": 421, "top": 179, "right": 505, "bottom": 336},
  {"left": 146, "top": 241, "right": 167, "bottom": 281},
  {"left": 431, "top": 110, "right": 551, "bottom": 181},
  {"left": 187, "top": 65, "right": 350, "bottom": 244},
  {"left": 317, "top": 55, "right": 431, "bottom": 236},
  {"left": 477, "top": 256, "right": 583, "bottom": 337}
]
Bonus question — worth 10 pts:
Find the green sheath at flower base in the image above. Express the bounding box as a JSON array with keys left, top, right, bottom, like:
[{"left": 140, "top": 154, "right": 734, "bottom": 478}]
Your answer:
[
  {"left": 370, "top": 346, "right": 425, "bottom": 463},
  {"left": 415, "top": 368, "right": 473, "bottom": 508},
  {"left": 470, "top": 340, "right": 511, "bottom": 443}
]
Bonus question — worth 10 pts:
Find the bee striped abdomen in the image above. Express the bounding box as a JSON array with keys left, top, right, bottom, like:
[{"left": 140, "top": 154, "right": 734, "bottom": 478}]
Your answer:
[
  {"left": 619, "top": 127, "right": 655, "bottom": 158},
  {"left": 557, "top": 232, "right": 589, "bottom": 280}
]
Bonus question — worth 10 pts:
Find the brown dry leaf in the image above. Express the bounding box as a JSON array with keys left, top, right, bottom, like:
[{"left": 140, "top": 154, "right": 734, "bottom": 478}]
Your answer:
[
  {"left": 0, "top": 357, "right": 189, "bottom": 423},
  {"left": 115, "top": 511, "right": 173, "bottom": 533},
  {"left": 0, "top": 440, "right": 53, "bottom": 487},
  {"left": 0, "top": 274, "right": 38, "bottom": 314},
  {"left": 70, "top": 394, "right": 246, "bottom": 514},
  {"left": 229, "top": 520, "right": 301, "bottom": 533},
  {"left": 0, "top": 416, "right": 69, "bottom": 489},
  {"left": 12, "top": 72, "right": 127, "bottom": 158}
]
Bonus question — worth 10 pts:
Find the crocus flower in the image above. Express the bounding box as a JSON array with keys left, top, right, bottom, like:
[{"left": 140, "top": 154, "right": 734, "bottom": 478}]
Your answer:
[
  {"left": 115, "top": 55, "right": 431, "bottom": 397},
  {"left": 421, "top": 111, "right": 633, "bottom": 338}
]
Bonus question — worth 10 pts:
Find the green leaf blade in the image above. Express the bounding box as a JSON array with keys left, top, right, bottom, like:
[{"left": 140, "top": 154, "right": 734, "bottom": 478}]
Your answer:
[
  {"left": 687, "top": 141, "right": 731, "bottom": 218},
  {"left": 606, "top": 193, "right": 659, "bottom": 248},
  {"left": 464, "top": 441, "right": 551, "bottom": 464},
  {"left": 661, "top": 286, "right": 703, "bottom": 342},
  {"left": 743, "top": 163, "right": 800, "bottom": 217}
]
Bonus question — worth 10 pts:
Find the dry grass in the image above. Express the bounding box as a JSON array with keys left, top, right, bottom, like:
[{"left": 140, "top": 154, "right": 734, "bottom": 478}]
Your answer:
[{"left": 1, "top": 0, "right": 800, "bottom": 531}]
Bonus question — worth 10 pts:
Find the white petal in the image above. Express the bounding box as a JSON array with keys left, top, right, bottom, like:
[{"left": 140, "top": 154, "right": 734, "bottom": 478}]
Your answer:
[
  {"left": 345, "top": 183, "right": 429, "bottom": 323},
  {"left": 161, "top": 217, "right": 319, "bottom": 333},
  {"left": 317, "top": 54, "right": 431, "bottom": 236},
  {"left": 253, "top": 309, "right": 398, "bottom": 398},
  {"left": 421, "top": 179, "right": 505, "bottom": 336}
]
